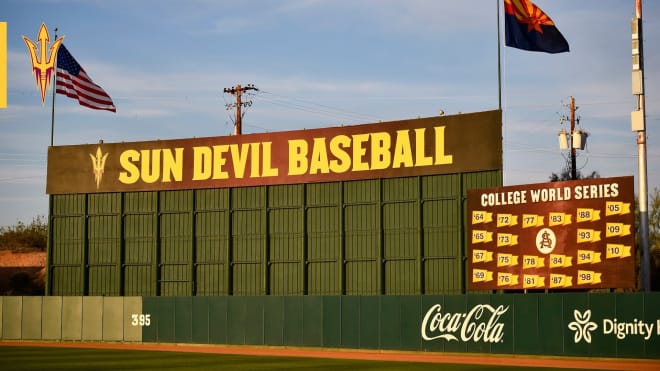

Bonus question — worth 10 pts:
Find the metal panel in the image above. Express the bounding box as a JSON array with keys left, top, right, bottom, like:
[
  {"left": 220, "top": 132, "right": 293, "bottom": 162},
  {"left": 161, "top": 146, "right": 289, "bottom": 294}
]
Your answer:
[
  {"left": 263, "top": 296, "right": 284, "bottom": 345},
  {"left": 359, "top": 296, "right": 380, "bottom": 349},
  {"left": 344, "top": 179, "right": 380, "bottom": 295},
  {"left": 232, "top": 185, "right": 265, "bottom": 209},
  {"left": 232, "top": 209, "right": 265, "bottom": 295},
  {"left": 208, "top": 296, "right": 228, "bottom": 344},
  {"left": 195, "top": 211, "right": 229, "bottom": 295},
  {"left": 191, "top": 296, "right": 209, "bottom": 344},
  {"left": 306, "top": 183, "right": 341, "bottom": 295},
  {"left": 154, "top": 296, "right": 175, "bottom": 343},
  {"left": 51, "top": 194, "right": 85, "bottom": 295},
  {"left": 466, "top": 294, "right": 492, "bottom": 354},
  {"left": 88, "top": 206, "right": 121, "bottom": 296},
  {"left": 537, "top": 294, "right": 568, "bottom": 356},
  {"left": 322, "top": 296, "right": 341, "bottom": 347},
  {"left": 383, "top": 180, "right": 419, "bottom": 294},
  {"left": 140, "top": 296, "right": 158, "bottom": 343},
  {"left": 344, "top": 203, "right": 380, "bottom": 295},
  {"left": 283, "top": 296, "right": 303, "bottom": 346},
  {"left": 195, "top": 188, "right": 230, "bottom": 296},
  {"left": 489, "top": 294, "right": 515, "bottom": 354},
  {"left": 422, "top": 174, "right": 461, "bottom": 294},
  {"left": 123, "top": 297, "right": 142, "bottom": 342},
  {"left": 174, "top": 296, "right": 193, "bottom": 343},
  {"left": 302, "top": 296, "right": 323, "bottom": 347},
  {"left": 614, "top": 293, "right": 647, "bottom": 358},
  {"left": 82, "top": 296, "right": 103, "bottom": 341},
  {"left": 269, "top": 207, "right": 303, "bottom": 295},
  {"left": 340, "top": 296, "right": 360, "bottom": 348},
  {"left": 61, "top": 296, "right": 82, "bottom": 340},
  {"left": 244, "top": 296, "right": 265, "bottom": 345},
  {"left": 644, "top": 293, "right": 660, "bottom": 358},
  {"left": 50, "top": 266, "right": 84, "bottom": 296},
  {"left": 0, "top": 297, "right": 2, "bottom": 338},
  {"left": 42, "top": 296, "right": 62, "bottom": 340},
  {"left": 123, "top": 192, "right": 157, "bottom": 296},
  {"left": 232, "top": 186, "right": 266, "bottom": 295},
  {"left": 461, "top": 170, "right": 503, "bottom": 195},
  {"left": 379, "top": 296, "right": 401, "bottom": 349},
  {"left": 2, "top": 296, "right": 21, "bottom": 339},
  {"left": 102, "top": 297, "right": 124, "bottom": 341},
  {"left": 561, "top": 293, "right": 591, "bottom": 357},
  {"left": 21, "top": 296, "right": 42, "bottom": 340},
  {"left": 52, "top": 193, "right": 85, "bottom": 215},
  {"left": 160, "top": 191, "right": 193, "bottom": 296},
  {"left": 87, "top": 193, "right": 121, "bottom": 297},
  {"left": 399, "top": 295, "right": 422, "bottom": 350},
  {"left": 513, "top": 294, "right": 541, "bottom": 354},
  {"left": 227, "top": 296, "right": 246, "bottom": 344},
  {"left": 269, "top": 184, "right": 303, "bottom": 207}
]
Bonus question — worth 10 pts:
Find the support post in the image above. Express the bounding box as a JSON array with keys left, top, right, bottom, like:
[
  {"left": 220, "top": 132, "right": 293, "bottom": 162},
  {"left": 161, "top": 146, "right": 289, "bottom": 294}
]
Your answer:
[{"left": 632, "top": 0, "right": 650, "bottom": 291}]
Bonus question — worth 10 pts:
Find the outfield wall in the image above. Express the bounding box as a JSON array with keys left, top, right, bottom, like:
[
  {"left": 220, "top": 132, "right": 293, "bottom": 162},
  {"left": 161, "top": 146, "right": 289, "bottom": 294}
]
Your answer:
[
  {"left": 46, "top": 110, "right": 503, "bottom": 297},
  {"left": 48, "top": 171, "right": 501, "bottom": 296},
  {"left": 2, "top": 293, "right": 659, "bottom": 359}
]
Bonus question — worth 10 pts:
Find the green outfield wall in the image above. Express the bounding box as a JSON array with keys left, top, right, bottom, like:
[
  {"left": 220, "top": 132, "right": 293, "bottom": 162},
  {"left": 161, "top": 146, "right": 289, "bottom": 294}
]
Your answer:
[
  {"left": 46, "top": 110, "right": 503, "bottom": 297},
  {"left": 47, "top": 171, "right": 501, "bottom": 296},
  {"left": 2, "top": 293, "right": 659, "bottom": 359}
]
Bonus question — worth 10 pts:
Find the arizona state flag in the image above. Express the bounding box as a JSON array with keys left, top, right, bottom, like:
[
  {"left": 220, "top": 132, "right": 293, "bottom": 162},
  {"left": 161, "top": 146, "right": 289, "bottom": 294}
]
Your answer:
[{"left": 504, "top": 0, "right": 569, "bottom": 53}]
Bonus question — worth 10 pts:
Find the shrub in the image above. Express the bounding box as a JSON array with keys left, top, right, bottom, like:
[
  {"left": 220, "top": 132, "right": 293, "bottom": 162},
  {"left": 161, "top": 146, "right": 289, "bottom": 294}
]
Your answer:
[{"left": 0, "top": 216, "right": 47, "bottom": 252}]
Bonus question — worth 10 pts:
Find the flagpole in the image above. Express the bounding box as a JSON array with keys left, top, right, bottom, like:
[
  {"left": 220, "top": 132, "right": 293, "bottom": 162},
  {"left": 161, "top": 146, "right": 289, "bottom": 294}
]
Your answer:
[
  {"left": 497, "top": 0, "right": 502, "bottom": 111},
  {"left": 50, "top": 27, "right": 57, "bottom": 147},
  {"left": 46, "top": 27, "right": 58, "bottom": 296}
]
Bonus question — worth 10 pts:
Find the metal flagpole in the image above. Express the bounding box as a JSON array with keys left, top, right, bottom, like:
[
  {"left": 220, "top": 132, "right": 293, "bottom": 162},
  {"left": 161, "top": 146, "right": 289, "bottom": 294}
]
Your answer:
[
  {"left": 497, "top": 0, "right": 502, "bottom": 111},
  {"left": 46, "top": 27, "right": 58, "bottom": 295},
  {"left": 50, "top": 27, "right": 58, "bottom": 147}
]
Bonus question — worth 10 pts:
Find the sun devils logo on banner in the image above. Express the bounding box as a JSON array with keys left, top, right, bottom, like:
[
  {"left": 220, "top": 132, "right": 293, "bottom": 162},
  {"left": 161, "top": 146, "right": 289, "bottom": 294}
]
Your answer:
[
  {"left": 22, "top": 23, "right": 64, "bottom": 105},
  {"left": 89, "top": 146, "right": 109, "bottom": 190}
]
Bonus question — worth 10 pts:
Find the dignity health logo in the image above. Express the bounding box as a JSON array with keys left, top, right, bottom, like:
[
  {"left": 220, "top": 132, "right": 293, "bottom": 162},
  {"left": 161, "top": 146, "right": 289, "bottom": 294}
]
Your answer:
[
  {"left": 567, "top": 310, "right": 598, "bottom": 343},
  {"left": 568, "top": 309, "right": 660, "bottom": 343}
]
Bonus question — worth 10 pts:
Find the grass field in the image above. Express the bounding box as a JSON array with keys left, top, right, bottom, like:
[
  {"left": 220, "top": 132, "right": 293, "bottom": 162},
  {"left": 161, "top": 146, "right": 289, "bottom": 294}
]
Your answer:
[{"left": 0, "top": 345, "right": 593, "bottom": 371}]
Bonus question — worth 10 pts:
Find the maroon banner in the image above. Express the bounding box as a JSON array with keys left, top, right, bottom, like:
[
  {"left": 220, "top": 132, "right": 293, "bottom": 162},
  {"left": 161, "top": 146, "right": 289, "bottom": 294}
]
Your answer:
[
  {"left": 47, "top": 110, "right": 501, "bottom": 194},
  {"left": 468, "top": 176, "right": 636, "bottom": 290}
]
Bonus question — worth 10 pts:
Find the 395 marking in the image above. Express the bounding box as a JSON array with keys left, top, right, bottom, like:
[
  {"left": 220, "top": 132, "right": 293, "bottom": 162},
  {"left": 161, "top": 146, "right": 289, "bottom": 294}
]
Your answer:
[{"left": 131, "top": 313, "right": 151, "bottom": 327}]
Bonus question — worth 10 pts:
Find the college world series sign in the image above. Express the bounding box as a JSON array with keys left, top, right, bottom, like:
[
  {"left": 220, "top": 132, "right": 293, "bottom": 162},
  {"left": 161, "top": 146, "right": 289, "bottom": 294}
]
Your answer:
[{"left": 467, "top": 176, "right": 635, "bottom": 290}]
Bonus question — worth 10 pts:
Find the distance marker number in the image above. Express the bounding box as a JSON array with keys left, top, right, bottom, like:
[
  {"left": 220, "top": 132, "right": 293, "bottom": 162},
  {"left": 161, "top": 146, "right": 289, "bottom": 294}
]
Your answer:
[{"left": 131, "top": 313, "right": 151, "bottom": 327}]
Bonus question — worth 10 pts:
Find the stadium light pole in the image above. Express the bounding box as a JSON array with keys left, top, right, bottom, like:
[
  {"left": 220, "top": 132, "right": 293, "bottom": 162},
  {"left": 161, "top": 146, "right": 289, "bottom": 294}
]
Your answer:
[{"left": 631, "top": 0, "right": 650, "bottom": 292}]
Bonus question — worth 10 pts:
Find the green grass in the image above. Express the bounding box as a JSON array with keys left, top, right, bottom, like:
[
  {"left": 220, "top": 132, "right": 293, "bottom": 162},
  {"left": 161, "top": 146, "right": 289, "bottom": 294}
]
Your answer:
[{"left": 0, "top": 346, "right": 591, "bottom": 371}]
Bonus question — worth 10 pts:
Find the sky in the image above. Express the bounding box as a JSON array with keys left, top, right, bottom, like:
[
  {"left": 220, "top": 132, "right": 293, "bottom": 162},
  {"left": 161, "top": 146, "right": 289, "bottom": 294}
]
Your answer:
[{"left": 0, "top": 0, "right": 658, "bottom": 227}]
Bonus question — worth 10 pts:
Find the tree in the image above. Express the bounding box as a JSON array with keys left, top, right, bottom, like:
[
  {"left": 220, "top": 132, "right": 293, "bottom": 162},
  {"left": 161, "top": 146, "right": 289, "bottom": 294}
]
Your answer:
[
  {"left": 549, "top": 165, "right": 600, "bottom": 182},
  {"left": 645, "top": 188, "right": 660, "bottom": 290}
]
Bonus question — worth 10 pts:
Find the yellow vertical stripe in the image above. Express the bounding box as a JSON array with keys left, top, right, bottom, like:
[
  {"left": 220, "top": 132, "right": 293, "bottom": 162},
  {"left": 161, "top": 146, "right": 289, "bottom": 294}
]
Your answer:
[{"left": 0, "top": 22, "right": 6, "bottom": 108}]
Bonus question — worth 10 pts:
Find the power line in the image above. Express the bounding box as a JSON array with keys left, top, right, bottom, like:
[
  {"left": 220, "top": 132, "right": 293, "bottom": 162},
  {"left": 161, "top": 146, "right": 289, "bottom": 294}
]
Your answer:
[{"left": 257, "top": 90, "right": 380, "bottom": 124}]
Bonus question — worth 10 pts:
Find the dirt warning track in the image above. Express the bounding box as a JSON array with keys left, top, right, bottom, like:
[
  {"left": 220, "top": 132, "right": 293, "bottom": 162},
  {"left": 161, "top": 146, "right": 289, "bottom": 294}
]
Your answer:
[{"left": 2, "top": 341, "right": 659, "bottom": 371}]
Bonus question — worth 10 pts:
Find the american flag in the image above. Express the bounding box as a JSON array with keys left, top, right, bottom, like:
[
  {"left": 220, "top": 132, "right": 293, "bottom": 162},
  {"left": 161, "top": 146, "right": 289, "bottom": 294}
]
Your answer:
[{"left": 56, "top": 44, "right": 116, "bottom": 112}]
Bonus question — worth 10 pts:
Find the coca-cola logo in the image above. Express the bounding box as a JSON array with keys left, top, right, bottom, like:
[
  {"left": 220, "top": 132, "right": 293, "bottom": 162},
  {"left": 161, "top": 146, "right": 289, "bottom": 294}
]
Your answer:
[{"left": 421, "top": 304, "right": 509, "bottom": 343}]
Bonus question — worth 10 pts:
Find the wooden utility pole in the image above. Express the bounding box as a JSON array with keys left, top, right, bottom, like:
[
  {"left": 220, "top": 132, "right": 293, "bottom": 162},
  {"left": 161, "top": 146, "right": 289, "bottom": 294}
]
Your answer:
[{"left": 224, "top": 84, "right": 258, "bottom": 135}]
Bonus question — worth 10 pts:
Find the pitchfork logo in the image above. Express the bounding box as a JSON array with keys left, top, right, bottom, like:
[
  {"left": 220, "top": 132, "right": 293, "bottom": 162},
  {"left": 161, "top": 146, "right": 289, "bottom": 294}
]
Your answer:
[
  {"left": 568, "top": 309, "right": 598, "bottom": 344},
  {"left": 89, "top": 146, "right": 109, "bottom": 190},
  {"left": 22, "top": 23, "right": 64, "bottom": 105}
]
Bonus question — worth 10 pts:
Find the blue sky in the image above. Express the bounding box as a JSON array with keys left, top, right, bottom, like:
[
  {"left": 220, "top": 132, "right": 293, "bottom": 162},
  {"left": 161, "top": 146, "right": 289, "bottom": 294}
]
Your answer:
[{"left": 1, "top": 0, "right": 658, "bottom": 226}]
